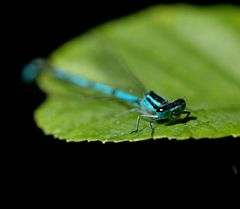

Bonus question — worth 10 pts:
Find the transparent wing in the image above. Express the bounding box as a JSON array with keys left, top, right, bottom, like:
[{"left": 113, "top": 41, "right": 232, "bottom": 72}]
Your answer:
[{"left": 88, "top": 36, "right": 147, "bottom": 98}]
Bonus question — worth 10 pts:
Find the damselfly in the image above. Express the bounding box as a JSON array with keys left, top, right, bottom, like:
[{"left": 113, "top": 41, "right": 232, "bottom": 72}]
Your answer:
[{"left": 22, "top": 41, "right": 190, "bottom": 138}]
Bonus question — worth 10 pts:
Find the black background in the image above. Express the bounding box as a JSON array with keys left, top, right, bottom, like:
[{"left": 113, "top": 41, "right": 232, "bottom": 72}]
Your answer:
[{"left": 5, "top": 0, "right": 240, "bottom": 180}]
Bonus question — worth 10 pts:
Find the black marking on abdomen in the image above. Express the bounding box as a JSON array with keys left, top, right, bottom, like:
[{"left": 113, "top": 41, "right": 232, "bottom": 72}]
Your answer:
[
  {"left": 112, "top": 89, "right": 117, "bottom": 95},
  {"left": 87, "top": 81, "right": 94, "bottom": 88}
]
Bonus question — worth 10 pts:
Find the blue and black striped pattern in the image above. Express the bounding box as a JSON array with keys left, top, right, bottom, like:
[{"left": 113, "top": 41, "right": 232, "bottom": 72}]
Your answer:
[{"left": 22, "top": 58, "right": 190, "bottom": 136}]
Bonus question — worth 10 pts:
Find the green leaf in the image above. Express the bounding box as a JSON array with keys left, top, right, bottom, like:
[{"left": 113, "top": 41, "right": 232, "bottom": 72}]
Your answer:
[{"left": 34, "top": 4, "right": 240, "bottom": 142}]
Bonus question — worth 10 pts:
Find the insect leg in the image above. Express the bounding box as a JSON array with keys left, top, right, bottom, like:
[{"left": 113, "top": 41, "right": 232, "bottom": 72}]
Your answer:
[
  {"left": 148, "top": 121, "right": 154, "bottom": 138},
  {"left": 182, "top": 111, "right": 190, "bottom": 119},
  {"left": 131, "top": 115, "right": 141, "bottom": 134},
  {"left": 181, "top": 111, "right": 191, "bottom": 123},
  {"left": 131, "top": 114, "right": 157, "bottom": 134}
]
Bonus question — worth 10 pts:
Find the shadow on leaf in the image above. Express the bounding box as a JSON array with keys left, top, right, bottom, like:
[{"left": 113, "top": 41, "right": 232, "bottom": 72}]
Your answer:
[{"left": 165, "top": 116, "right": 197, "bottom": 126}]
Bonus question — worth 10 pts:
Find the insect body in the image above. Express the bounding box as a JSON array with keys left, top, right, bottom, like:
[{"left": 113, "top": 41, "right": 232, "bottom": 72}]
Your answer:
[
  {"left": 22, "top": 58, "right": 190, "bottom": 138},
  {"left": 132, "top": 91, "right": 190, "bottom": 135}
]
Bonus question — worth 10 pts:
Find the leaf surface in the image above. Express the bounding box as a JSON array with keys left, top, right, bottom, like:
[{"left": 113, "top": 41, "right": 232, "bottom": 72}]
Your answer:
[{"left": 35, "top": 4, "right": 240, "bottom": 142}]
